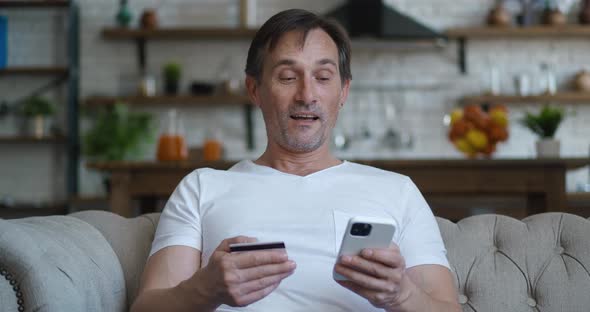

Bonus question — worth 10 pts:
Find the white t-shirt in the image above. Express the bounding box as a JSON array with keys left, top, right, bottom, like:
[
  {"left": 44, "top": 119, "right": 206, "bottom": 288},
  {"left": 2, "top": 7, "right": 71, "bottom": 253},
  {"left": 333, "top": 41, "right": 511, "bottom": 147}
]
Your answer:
[{"left": 150, "top": 160, "right": 449, "bottom": 311}]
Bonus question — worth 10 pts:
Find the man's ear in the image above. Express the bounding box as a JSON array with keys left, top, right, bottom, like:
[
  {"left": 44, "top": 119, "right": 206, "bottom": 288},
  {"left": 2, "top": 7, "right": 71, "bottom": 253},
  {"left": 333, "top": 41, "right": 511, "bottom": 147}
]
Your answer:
[
  {"left": 339, "top": 79, "right": 351, "bottom": 109},
  {"left": 245, "top": 75, "right": 261, "bottom": 107}
]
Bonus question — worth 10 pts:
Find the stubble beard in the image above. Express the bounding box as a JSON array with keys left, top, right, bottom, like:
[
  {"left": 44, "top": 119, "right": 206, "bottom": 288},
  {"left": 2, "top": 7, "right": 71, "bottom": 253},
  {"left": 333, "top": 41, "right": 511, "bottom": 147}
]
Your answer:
[{"left": 274, "top": 112, "right": 327, "bottom": 153}]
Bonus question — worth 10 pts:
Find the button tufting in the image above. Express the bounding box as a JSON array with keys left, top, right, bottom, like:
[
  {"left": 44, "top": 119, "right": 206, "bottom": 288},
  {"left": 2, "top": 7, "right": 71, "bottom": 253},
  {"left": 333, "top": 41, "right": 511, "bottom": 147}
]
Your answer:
[
  {"left": 527, "top": 298, "right": 537, "bottom": 307},
  {"left": 0, "top": 269, "right": 5, "bottom": 276},
  {"left": 459, "top": 295, "right": 468, "bottom": 304},
  {"left": 557, "top": 246, "right": 565, "bottom": 254}
]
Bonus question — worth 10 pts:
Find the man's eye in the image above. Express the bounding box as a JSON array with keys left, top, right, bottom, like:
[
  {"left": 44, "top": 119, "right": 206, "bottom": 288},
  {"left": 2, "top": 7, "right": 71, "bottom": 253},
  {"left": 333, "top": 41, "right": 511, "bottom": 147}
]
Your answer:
[
  {"left": 280, "top": 77, "right": 296, "bottom": 81},
  {"left": 317, "top": 76, "right": 331, "bottom": 82}
]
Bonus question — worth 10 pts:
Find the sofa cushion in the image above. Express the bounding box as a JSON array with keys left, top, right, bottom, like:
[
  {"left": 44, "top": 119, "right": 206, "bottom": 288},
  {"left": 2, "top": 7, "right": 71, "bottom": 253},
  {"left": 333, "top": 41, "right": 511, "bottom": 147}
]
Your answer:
[
  {"left": 0, "top": 215, "right": 126, "bottom": 312},
  {"left": 437, "top": 213, "right": 590, "bottom": 312},
  {"left": 71, "top": 210, "right": 160, "bottom": 305}
]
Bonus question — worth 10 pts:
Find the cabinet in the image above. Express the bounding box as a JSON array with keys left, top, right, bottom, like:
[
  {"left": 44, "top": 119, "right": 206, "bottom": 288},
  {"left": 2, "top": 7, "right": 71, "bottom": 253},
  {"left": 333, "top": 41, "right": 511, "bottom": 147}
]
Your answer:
[{"left": 0, "top": 0, "right": 79, "bottom": 215}]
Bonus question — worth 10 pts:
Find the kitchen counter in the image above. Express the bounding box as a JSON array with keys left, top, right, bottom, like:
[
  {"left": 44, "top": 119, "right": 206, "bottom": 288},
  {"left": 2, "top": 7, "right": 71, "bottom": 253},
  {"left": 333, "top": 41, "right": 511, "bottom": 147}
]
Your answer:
[{"left": 87, "top": 158, "right": 590, "bottom": 218}]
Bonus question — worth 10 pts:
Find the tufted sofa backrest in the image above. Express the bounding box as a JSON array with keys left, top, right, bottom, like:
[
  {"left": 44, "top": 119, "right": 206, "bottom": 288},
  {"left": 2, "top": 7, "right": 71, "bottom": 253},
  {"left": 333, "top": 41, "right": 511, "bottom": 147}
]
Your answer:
[
  {"left": 3, "top": 211, "right": 589, "bottom": 311},
  {"left": 437, "top": 213, "right": 590, "bottom": 312}
]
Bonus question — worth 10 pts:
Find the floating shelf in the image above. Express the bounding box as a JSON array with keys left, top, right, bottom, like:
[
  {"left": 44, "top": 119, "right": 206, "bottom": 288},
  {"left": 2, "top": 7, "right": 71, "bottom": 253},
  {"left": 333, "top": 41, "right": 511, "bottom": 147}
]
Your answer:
[
  {"left": 0, "top": 66, "right": 68, "bottom": 76},
  {"left": 99, "top": 26, "right": 257, "bottom": 150},
  {"left": 446, "top": 25, "right": 590, "bottom": 38},
  {"left": 84, "top": 94, "right": 251, "bottom": 107},
  {"left": 445, "top": 25, "right": 590, "bottom": 74},
  {"left": 0, "top": 136, "right": 66, "bottom": 144},
  {"left": 102, "top": 27, "right": 258, "bottom": 40},
  {"left": 461, "top": 92, "right": 590, "bottom": 105},
  {"left": 0, "top": 0, "right": 69, "bottom": 8}
]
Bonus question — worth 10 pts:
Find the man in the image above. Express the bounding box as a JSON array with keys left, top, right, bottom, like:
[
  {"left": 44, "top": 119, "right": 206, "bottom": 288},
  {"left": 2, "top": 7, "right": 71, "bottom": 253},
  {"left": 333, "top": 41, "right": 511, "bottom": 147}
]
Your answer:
[{"left": 132, "top": 9, "right": 460, "bottom": 312}]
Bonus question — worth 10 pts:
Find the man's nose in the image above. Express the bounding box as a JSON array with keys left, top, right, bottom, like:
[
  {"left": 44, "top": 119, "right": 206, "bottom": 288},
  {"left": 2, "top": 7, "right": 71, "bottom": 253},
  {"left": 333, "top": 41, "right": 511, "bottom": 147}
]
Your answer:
[{"left": 294, "top": 76, "right": 317, "bottom": 105}]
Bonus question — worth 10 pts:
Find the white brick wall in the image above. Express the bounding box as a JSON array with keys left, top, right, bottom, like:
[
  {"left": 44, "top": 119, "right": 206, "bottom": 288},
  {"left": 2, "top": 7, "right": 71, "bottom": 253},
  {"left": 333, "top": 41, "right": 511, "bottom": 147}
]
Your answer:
[{"left": 1, "top": 0, "right": 590, "bottom": 202}]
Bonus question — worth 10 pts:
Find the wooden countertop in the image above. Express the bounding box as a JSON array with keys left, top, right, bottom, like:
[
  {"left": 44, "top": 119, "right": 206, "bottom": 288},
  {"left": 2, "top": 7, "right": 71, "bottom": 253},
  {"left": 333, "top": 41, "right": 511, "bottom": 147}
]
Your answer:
[{"left": 87, "top": 157, "right": 590, "bottom": 172}]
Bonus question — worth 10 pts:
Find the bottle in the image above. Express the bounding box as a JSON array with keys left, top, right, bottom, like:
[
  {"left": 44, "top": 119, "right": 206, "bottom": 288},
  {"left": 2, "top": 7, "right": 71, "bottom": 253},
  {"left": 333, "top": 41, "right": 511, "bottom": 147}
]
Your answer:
[
  {"left": 116, "top": 0, "right": 133, "bottom": 28},
  {"left": 156, "top": 109, "right": 188, "bottom": 161},
  {"left": 202, "top": 129, "right": 223, "bottom": 161},
  {"left": 540, "top": 63, "right": 557, "bottom": 95},
  {"left": 0, "top": 16, "right": 6, "bottom": 69}
]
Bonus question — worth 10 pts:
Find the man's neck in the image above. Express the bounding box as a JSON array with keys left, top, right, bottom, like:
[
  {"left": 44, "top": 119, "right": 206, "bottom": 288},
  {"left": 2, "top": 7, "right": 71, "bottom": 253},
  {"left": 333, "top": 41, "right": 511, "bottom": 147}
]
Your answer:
[{"left": 254, "top": 143, "right": 342, "bottom": 176}]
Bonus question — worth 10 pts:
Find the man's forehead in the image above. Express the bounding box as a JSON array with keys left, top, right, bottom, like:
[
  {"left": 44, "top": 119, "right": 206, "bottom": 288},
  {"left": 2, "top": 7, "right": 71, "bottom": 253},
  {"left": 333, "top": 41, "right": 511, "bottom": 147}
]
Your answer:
[{"left": 265, "top": 29, "right": 338, "bottom": 60}]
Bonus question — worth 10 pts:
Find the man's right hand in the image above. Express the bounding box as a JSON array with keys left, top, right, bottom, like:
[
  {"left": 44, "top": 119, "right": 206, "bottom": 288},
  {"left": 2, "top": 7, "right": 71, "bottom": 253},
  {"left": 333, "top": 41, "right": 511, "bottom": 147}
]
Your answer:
[{"left": 188, "top": 236, "right": 296, "bottom": 308}]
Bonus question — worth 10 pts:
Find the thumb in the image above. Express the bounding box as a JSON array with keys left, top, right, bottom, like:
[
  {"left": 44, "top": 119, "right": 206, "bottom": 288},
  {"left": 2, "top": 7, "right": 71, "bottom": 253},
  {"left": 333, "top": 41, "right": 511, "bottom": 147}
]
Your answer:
[{"left": 217, "top": 236, "right": 258, "bottom": 252}]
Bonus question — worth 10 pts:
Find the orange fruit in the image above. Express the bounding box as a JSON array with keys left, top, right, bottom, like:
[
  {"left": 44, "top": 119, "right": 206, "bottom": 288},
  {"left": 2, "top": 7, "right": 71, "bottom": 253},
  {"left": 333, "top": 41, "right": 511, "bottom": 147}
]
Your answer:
[
  {"left": 483, "top": 143, "right": 496, "bottom": 156},
  {"left": 449, "top": 119, "right": 472, "bottom": 139},
  {"left": 463, "top": 105, "right": 484, "bottom": 121}
]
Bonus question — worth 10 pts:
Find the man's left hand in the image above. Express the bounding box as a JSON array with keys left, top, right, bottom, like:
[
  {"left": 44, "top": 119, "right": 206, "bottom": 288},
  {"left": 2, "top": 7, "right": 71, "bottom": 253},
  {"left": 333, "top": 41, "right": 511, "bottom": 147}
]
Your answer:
[{"left": 333, "top": 244, "right": 416, "bottom": 311}]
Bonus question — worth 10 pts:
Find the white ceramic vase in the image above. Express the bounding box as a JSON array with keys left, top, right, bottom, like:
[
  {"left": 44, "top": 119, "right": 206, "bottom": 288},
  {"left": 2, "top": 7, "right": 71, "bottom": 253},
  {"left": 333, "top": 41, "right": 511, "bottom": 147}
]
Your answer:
[{"left": 535, "top": 139, "right": 560, "bottom": 158}]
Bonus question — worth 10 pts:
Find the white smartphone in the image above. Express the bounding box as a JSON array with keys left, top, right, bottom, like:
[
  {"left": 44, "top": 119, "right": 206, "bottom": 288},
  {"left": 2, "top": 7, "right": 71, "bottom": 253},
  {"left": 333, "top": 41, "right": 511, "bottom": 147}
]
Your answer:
[{"left": 333, "top": 216, "right": 396, "bottom": 281}]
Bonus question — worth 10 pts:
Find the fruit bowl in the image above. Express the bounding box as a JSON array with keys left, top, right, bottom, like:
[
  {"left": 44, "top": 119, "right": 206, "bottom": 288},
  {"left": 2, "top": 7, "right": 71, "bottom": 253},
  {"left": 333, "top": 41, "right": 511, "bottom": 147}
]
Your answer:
[{"left": 447, "top": 104, "right": 509, "bottom": 158}]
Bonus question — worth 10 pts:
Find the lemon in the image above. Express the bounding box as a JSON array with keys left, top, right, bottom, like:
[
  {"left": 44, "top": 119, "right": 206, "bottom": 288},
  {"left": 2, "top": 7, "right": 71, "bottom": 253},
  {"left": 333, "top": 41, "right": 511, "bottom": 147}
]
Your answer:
[
  {"left": 490, "top": 110, "right": 508, "bottom": 127},
  {"left": 450, "top": 109, "right": 464, "bottom": 126},
  {"left": 465, "top": 129, "right": 488, "bottom": 151},
  {"left": 455, "top": 138, "right": 476, "bottom": 155}
]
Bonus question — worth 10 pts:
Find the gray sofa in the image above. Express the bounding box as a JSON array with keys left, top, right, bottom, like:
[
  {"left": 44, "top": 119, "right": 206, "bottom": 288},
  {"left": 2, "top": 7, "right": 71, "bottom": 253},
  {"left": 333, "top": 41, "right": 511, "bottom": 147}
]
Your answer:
[{"left": 1, "top": 211, "right": 589, "bottom": 312}]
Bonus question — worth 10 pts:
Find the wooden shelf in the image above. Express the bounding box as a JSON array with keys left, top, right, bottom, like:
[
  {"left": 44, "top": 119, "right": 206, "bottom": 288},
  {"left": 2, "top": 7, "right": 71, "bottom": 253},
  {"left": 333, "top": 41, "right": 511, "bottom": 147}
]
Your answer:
[
  {"left": 0, "top": 66, "right": 68, "bottom": 76},
  {"left": 0, "top": 201, "right": 68, "bottom": 219},
  {"left": 102, "top": 27, "right": 258, "bottom": 40},
  {"left": 568, "top": 192, "right": 590, "bottom": 201},
  {"left": 447, "top": 25, "right": 590, "bottom": 38},
  {"left": 84, "top": 94, "right": 251, "bottom": 107},
  {"left": 446, "top": 25, "right": 590, "bottom": 73},
  {"left": 87, "top": 158, "right": 590, "bottom": 172},
  {"left": 0, "top": 0, "right": 69, "bottom": 8},
  {"left": 68, "top": 195, "right": 108, "bottom": 204},
  {"left": 0, "top": 136, "right": 66, "bottom": 144},
  {"left": 461, "top": 92, "right": 590, "bottom": 105}
]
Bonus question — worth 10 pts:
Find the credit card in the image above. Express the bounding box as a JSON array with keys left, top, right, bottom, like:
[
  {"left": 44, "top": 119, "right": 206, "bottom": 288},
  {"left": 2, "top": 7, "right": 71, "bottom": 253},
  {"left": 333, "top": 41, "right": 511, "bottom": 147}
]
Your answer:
[{"left": 229, "top": 241, "right": 286, "bottom": 252}]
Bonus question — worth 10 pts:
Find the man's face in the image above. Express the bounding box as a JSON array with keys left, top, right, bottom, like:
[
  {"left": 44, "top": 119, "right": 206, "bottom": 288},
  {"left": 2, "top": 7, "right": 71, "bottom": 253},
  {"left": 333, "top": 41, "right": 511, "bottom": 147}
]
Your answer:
[{"left": 248, "top": 29, "right": 350, "bottom": 153}]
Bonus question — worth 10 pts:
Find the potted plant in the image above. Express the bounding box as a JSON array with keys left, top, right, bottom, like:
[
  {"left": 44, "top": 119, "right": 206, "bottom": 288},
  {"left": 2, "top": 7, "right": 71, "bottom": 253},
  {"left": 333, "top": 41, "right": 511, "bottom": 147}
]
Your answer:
[
  {"left": 163, "top": 62, "right": 181, "bottom": 95},
  {"left": 83, "top": 103, "right": 155, "bottom": 193},
  {"left": 519, "top": 105, "right": 564, "bottom": 158},
  {"left": 83, "top": 103, "right": 155, "bottom": 161},
  {"left": 21, "top": 96, "right": 56, "bottom": 138}
]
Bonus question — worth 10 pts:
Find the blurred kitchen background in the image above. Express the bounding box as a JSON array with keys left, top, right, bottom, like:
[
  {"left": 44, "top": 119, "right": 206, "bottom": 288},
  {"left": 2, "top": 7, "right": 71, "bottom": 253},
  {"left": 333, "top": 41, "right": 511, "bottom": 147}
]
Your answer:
[{"left": 2, "top": 0, "right": 590, "bottom": 219}]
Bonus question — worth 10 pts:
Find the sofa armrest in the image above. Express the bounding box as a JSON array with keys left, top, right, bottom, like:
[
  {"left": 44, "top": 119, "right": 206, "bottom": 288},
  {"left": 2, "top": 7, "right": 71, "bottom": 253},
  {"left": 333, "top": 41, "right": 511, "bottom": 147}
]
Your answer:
[{"left": 0, "top": 215, "right": 127, "bottom": 312}]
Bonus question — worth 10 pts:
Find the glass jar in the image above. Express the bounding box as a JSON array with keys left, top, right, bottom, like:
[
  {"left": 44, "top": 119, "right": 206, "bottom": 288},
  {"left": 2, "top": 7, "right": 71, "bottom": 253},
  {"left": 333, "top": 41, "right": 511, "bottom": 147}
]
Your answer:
[{"left": 156, "top": 109, "right": 188, "bottom": 161}]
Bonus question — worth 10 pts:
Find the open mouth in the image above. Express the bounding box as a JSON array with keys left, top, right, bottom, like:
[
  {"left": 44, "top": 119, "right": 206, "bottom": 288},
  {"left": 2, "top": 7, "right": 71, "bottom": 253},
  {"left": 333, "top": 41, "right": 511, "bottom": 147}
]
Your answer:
[{"left": 290, "top": 114, "right": 320, "bottom": 121}]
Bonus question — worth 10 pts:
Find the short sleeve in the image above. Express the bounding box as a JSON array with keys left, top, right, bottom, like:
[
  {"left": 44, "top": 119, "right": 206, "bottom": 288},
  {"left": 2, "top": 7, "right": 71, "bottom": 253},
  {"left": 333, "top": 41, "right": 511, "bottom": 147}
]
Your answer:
[
  {"left": 398, "top": 178, "right": 450, "bottom": 269},
  {"left": 148, "top": 170, "right": 203, "bottom": 258}
]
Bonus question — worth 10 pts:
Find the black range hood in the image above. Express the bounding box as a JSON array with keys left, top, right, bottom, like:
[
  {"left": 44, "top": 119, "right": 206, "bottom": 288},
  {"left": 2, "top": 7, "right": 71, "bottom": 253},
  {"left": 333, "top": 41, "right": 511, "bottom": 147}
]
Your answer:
[{"left": 326, "top": 0, "right": 447, "bottom": 42}]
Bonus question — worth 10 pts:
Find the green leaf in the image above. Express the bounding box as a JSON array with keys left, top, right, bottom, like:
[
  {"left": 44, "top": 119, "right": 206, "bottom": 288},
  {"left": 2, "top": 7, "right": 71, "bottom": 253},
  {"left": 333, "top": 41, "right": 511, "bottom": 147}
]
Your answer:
[
  {"left": 82, "top": 103, "right": 155, "bottom": 161},
  {"left": 518, "top": 105, "right": 564, "bottom": 138}
]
